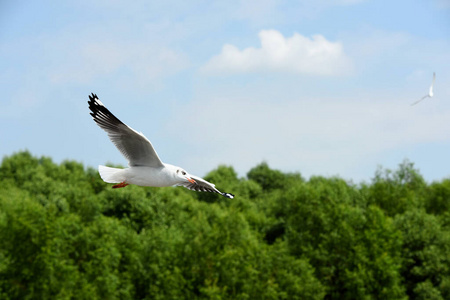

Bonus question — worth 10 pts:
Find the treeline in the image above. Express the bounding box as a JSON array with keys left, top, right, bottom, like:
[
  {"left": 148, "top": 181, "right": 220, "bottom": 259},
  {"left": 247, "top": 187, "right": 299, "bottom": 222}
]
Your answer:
[{"left": 0, "top": 151, "right": 449, "bottom": 299}]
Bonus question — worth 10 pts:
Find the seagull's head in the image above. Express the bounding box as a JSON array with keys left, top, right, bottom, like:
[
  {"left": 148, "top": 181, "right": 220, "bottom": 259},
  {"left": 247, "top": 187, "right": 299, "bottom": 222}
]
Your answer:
[
  {"left": 175, "top": 167, "right": 196, "bottom": 184},
  {"left": 165, "top": 163, "right": 197, "bottom": 185}
]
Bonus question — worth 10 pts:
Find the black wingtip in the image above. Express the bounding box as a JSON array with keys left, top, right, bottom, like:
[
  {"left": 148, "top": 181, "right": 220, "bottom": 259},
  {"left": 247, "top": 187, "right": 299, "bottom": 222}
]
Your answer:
[
  {"left": 88, "top": 93, "right": 99, "bottom": 107},
  {"left": 88, "top": 93, "right": 101, "bottom": 115},
  {"left": 88, "top": 93, "right": 125, "bottom": 128},
  {"left": 222, "top": 193, "right": 235, "bottom": 199},
  {"left": 88, "top": 93, "right": 98, "bottom": 102}
]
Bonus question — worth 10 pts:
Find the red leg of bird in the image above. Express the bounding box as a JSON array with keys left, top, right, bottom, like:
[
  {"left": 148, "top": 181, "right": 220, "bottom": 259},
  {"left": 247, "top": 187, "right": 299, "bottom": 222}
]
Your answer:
[{"left": 112, "top": 182, "right": 129, "bottom": 188}]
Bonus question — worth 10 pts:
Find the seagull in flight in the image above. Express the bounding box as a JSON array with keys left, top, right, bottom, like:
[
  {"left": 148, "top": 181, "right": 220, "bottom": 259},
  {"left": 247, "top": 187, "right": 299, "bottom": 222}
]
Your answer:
[
  {"left": 411, "top": 72, "right": 436, "bottom": 106},
  {"left": 88, "top": 93, "right": 234, "bottom": 199}
]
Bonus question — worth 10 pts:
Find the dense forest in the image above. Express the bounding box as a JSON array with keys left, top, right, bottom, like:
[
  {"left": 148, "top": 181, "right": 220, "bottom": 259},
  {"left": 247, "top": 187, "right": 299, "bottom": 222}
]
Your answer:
[{"left": 0, "top": 151, "right": 449, "bottom": 299}]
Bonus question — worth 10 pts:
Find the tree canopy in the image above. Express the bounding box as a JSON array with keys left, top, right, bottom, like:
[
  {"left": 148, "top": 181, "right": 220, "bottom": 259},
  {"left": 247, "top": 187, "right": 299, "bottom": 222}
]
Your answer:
[{"left": 0, "top": 151, "right": 449, "bottom": 299}]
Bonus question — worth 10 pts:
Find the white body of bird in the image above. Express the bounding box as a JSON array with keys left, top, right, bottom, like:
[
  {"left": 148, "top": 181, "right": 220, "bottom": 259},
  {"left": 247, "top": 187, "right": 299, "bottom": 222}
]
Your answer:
[{"left": 99, "top": 164, "right": 195, "bottom": 187}]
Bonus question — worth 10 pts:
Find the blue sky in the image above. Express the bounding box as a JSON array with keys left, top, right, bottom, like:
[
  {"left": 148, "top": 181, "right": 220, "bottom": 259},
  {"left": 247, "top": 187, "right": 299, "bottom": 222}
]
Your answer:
[{"left": 1, "top": 0, "right": 450, "bottom": 183}]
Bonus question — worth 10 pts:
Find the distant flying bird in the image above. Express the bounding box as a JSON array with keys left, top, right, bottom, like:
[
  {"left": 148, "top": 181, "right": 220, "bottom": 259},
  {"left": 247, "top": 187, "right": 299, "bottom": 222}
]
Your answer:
[
  {"left": 411, "top": 72, "right": 436, "bottom": 106},
  {"left": 88, "top": 93, "right": 234, "bottom": 199}
]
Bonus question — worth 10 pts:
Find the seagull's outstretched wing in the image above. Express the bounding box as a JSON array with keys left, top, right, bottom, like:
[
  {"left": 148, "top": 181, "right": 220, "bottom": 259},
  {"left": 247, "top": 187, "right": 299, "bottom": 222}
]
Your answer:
[
  {"left": 411, "top": 95, "right": 429, "bottom": 106},
  {"left": 180, "top": 174, "right": 234, "bottom": 198},
  {"left": 88, "top": 93, "right": 164, "bottom": 168}
]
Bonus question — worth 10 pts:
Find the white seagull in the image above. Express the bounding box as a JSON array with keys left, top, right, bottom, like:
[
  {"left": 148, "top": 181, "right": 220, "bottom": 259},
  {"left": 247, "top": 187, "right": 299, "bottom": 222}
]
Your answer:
[
  {"left": 411, "top": 72, "right": 436, "bottom": 106},
  {"left": 88, "top": 93, "right": 234, "bottom": 199}
]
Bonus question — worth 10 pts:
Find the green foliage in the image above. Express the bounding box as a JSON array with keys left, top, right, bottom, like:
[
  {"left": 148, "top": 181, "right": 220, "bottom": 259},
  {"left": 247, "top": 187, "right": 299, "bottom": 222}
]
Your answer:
[
  {"left": 0, "top": 152, "right": 449, "bottom": 299},
  {"left": 281, "top": 177, "right": 405, "bottom": 299},
  {"left": 426, "top": 179, "right": 450, "bottom": 216},
  {"left": 247, "top": 162, "right": 302, "bottom": 192},
  {"left": 394, "top": 209, "right": 450, "bottom": 299},
  {"left": 362, "top": 160, "right": 427, "bottom": 216}
]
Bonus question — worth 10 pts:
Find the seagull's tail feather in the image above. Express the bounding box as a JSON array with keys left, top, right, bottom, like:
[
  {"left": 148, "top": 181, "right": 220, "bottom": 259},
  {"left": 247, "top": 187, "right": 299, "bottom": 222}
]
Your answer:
[{"left": 98, "top": 165, "right": 126, "bottom": 183}]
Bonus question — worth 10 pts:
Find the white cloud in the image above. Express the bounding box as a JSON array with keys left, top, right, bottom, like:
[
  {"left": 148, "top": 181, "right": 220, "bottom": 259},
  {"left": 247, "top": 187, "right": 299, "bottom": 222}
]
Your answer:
[{"left": 202, "top": 30, "right": 353, "bottom": 76}]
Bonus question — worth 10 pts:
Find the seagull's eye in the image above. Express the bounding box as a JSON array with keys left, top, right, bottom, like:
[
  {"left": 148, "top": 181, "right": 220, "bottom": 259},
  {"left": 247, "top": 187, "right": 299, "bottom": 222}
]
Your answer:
[{"left": 182, "top": 171, "right": 186, "bottom": 176}]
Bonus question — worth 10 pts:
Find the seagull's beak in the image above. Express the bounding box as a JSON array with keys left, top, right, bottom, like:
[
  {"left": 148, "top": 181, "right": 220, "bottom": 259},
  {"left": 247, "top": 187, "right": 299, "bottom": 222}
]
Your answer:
[{"left": 187, "top": 177, "right": 196, "bottom": 184}]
